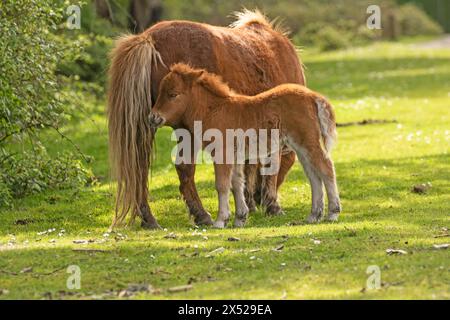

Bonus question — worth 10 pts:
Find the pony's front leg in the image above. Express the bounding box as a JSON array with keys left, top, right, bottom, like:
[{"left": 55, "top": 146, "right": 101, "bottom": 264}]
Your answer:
[
  {"left": 176, "top": 163, "right": 213, "bottom": 225},
  {"left": 213, "top": 164, "right": 233, "bottom": 228},
  {"left": 232, "top": 164, "right": 249, "bottom": 227}
]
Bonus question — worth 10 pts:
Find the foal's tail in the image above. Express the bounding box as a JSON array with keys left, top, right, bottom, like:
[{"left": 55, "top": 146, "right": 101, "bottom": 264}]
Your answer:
[
  {"left": 107, "top": 32, "right": 164, "bottom": 226},
  {"left": 315, "top": 98, "right": 337, "bottom": 155}
]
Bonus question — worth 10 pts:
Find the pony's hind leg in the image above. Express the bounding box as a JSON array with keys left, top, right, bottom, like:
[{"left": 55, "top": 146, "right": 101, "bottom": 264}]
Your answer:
[
  {"left": 261, "top": 174, "right": 283, "bottom": 216},
  {"left": 232, "top": 164, "right": 249, "bottom": 227},
  {"left": 139, "top": 202, "right": 161, "bottom": 229},
  {"left": 244, "top": 163, "right": 258, "bottom": 212},
  {"left": 295, "top": 147, "right": 325, "bottom": 223},
  {"left": 213, "top": 164, "right": 233, "bottom": 228}
]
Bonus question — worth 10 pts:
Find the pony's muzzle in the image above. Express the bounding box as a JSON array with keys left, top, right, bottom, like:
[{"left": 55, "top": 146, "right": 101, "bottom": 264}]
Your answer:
[{"left": 148, "top": 112, "right": 165, "bottom": 128}]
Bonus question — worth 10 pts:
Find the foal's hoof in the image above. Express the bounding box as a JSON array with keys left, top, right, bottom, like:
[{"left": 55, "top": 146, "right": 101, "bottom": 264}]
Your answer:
[
  {"left": 306, "top": 213, "right": 322, "bottom": 224},
  {"left": 194, "top": 212, "right": 214, "bottom": 226},
  {"left": 234, "top": 218, "right": 246, "bottom": 228},
  {"left": 213, "top": 220, "right": 226, "bottom": 229},
  {"left": 265, "top": 203, "right": 283, "bottom": 216},
  {"left": 326, "top": 213, "right": 339, "bottom": 222},
  {"left": 141, "top": 220, "right": 162, "bottom": 230}
]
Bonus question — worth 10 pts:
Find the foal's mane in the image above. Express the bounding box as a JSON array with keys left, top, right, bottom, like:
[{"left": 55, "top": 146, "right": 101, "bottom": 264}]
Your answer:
[{"left": 170, "top": 63, "right": 234, "bottom": 98}]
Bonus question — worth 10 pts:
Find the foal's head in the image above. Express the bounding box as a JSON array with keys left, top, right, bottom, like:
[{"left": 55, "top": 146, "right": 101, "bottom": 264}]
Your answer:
[{"left": 149, "top": 63, "right": 233, "bottom": 128}]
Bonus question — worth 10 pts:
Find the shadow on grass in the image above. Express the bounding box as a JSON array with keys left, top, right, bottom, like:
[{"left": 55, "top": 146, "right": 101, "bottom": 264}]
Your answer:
[{"left": 1, "top": 218, "right": 448, "bottom": 299}]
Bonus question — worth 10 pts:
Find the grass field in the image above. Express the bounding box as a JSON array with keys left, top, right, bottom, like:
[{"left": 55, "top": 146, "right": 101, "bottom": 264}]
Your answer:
[{"left": 0, "top": 40, "right": 449, "bottom": 299}]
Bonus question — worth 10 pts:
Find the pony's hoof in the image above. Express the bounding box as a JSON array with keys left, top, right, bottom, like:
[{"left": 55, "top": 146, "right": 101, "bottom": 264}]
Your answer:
[
  {"left": 194, "top": 212, "right": 213, "bottom": 226},
  {"left": 266, "top": 203, "right": 283, "bottom": 216},
  {"left": 141, "top": 220, "right": 162, "bottom": 230},
  {"left": 213, "top": 220, "right": 226, "bottom": 229},
  {"left": 327, "top": 213, "right": 339, "bottom": 222},
  {"left": 248, "top": 204, "right": 257, "bottom": 213}
]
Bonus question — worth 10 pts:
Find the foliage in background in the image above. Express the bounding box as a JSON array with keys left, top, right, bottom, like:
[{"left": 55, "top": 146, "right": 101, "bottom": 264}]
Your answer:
[
  {"left": 396, "top": 3, "right": 443, "bottom": 37},
  {"left": 0, "top": 0, "right": 94, "bottom": 206},
  {"left": 161, "top": 0, "right": 443, "bottom": 51}
]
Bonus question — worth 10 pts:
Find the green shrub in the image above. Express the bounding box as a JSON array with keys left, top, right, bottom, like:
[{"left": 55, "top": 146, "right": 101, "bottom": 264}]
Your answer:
[
  {"left": 0, "top": 179, "right": 12, "bottom": 207},
  {"left": 297, "top": 23, "right": 350, "bottom": 51},
  {"left": 316, "top": 26, "right": 350, "bottom": 51},
  {"left": 0, "top": 0, "right": 93, "bottom": 206},
  {"left": 0, "top": 144, "right": 94, "bottom": 199},
  {"left": 397, "top": 3, "right": 443, "bottom": 36}
]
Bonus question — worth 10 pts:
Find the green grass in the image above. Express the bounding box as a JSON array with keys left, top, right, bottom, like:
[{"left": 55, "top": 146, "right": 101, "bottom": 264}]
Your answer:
[{"left": 1, "top": 41, "right": 449, "bottom": 300}]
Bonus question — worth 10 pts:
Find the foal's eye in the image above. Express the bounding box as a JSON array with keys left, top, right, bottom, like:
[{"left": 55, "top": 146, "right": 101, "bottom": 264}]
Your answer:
[{"left": 168, "top": 92, "right": 178, "bottom": 99}]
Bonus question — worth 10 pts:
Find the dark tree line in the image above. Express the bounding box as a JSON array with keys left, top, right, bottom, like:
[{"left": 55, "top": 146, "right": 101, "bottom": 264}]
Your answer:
[{"left": 94, "top": 0, "right": 162, "bottom": 33}]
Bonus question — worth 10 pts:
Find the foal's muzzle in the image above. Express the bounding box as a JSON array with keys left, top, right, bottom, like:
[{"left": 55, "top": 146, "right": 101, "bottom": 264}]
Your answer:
[{"left": 148, "top": 112, "right": 165, "bottom": 128}]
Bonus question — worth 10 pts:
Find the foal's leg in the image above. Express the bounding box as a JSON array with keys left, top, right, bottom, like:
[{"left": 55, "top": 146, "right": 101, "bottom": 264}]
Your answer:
[
  {"left": 175, "top": 136, "right": 213, "bottom": 226},
  {"left": 232, "top": 164, "right": 249, "bottom": 227},
  {"left": 213, "top": 164, "right": 233, "bottom": 228},
  {"left": 308, "top": 148, "right": 341, "bottom": 222},
  {"left": 244, "top": 163, "right": 258, "bottom": 212},
  {"left": 294, "top": 147, "right": 325, "bottom": 223}
]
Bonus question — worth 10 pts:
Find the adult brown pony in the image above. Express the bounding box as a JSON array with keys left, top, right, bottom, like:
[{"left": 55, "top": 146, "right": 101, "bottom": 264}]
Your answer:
[
  {"left": 149, "top": 63, "right": 340, "bottom": 226},
  {"left": 108, "top": 9, "right": 305, "bottom": 228}
]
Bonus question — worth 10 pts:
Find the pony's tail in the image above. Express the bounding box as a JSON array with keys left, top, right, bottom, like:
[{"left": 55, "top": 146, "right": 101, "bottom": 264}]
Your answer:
[
  {"left": 107, "top": 32, "right": 164, "bottom": 227},
  {"left": 315, "top": 98, "right": 337, "bottom": 155}
]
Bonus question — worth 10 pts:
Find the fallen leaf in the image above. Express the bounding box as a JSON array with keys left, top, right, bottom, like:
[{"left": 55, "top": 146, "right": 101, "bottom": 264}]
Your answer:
[
  {"left": 164, "top": 232, "right": 177, "bottom": 239},
  {"left": 167, "top": 285, "right": 193, "bottom": 293},
  {"left": 20, "top": 267, "right": 33, "bottom": 273},
  {"left": 272, "top": 244, "right": 284, "bottom": 252},
  {"left": 72, "top": 249, "right": 107, "bottom": 253},
  {"left": 433, "top": 244, "right": 449, "bottom": 250},
  {"left": 118, "top": 284, "right": 154, "bottom": 298},
  {"left": 386, "top": 248, "right": 407, "bottom": 255},
  {"left": 14, "top": 219, "right": 32, "bottom": 225},
  {"left": 227, "top": 237, "right": 240, "bottom": 242},
  {"left": 72, "top": 239, "right": 94, "bottom": 244},
  {"left": 412, "top": 183, "right": 432, "bottom": 194},
  {"left": 0, "top": 289, "right": 9, "bottom": 295},
  {"left": 206, "top": 247, "right": 225, "bottom": 257}
]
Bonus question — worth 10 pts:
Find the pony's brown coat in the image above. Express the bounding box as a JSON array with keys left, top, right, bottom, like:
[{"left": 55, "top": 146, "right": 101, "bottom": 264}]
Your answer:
[{"left": 108, "top": 9, "right": 305, "bottom": 226}]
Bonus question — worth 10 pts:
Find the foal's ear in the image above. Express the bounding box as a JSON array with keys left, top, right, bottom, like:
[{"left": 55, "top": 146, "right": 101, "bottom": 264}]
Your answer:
[
  {"left": 192, "top": 70, "right": 204, "bottom": 78},
  {"left": 180, "top": 69, "right": 204, "bottom": 86}
]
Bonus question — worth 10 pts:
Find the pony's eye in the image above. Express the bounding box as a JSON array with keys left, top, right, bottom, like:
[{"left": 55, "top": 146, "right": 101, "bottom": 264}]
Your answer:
[{"left": 168, "top": 92, "right": 178, "bottom": 99}]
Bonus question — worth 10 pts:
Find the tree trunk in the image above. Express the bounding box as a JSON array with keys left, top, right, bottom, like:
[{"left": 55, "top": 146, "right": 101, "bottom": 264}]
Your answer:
[
  {"left": 94, "top": 0, "right": 113, "bottom": 22},
  {"left": 129, "top": 0, "right": 163, "bottom": 33}
]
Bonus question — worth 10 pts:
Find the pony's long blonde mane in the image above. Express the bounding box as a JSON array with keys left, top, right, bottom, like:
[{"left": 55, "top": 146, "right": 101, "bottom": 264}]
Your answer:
[
  {"left": 229, "top": 8, "right": 290, "bottom": 36},
  {"left": 171, "top": 63, "right": 234, "bottom": 98}
]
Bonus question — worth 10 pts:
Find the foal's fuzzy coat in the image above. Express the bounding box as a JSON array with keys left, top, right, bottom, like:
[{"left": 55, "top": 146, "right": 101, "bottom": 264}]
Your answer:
[{"left": 150, "top": 64, "right": 341, "bottom": 227}]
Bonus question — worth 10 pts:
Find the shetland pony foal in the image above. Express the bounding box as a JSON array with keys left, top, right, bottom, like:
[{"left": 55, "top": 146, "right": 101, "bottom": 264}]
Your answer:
[{"left": 149, "top": 64, "right": 341, "bottom": 227}]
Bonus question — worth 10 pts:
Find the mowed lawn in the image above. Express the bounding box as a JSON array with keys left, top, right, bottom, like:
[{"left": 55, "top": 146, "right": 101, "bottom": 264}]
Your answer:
[{"left": 0, "top": 41, "right": 449, "bottom": 299}]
